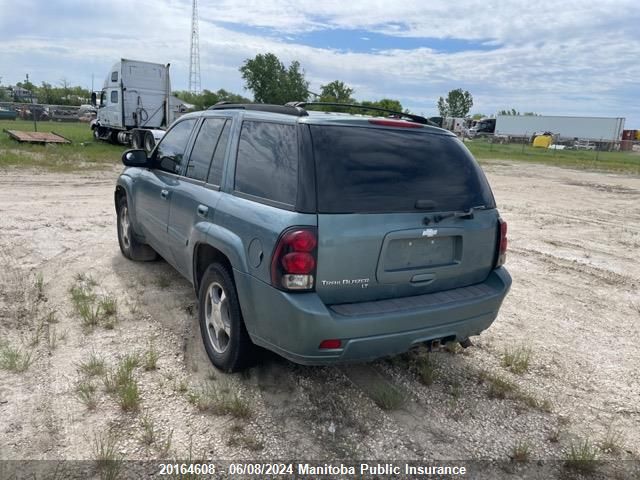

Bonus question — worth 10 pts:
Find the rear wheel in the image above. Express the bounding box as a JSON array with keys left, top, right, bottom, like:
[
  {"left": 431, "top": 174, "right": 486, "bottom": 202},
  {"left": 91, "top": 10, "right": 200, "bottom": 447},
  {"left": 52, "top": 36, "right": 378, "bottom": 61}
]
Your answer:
[
  {"left": 143, "top": 131, "right": 155, "bottom": 153},
  {"left": 116, "top": 195, "right": 157, "bottom": 261},
  {"left": 198, "top": 263, "right": 254, "bottom": 372}
]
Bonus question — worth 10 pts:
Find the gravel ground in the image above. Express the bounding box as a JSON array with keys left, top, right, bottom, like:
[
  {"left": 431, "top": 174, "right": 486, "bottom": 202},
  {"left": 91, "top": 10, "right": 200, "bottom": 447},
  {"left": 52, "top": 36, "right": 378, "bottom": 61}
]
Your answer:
[{"left": 0, "top": 161, "right": 638, "bottom": 479}]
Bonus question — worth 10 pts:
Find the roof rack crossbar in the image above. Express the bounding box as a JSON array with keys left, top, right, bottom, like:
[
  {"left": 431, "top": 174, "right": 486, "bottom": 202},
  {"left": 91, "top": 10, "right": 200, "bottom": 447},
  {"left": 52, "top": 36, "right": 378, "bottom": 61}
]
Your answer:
[{"left": 285, "top": 102, "right": 435, "bottom": 126}]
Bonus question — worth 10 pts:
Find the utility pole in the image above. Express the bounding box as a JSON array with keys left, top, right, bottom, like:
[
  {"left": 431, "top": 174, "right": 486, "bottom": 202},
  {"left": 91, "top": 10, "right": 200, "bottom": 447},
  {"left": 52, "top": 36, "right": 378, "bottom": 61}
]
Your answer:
[{"left": 189, "top": 0, "right": 201, "bottom": 94}]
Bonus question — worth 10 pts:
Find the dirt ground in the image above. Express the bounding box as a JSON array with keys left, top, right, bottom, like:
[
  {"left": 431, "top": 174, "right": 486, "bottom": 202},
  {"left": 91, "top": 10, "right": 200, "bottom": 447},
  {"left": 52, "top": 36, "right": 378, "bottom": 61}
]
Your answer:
[{"left": 0, "top": 161, "right": 639, "bottom": 478}]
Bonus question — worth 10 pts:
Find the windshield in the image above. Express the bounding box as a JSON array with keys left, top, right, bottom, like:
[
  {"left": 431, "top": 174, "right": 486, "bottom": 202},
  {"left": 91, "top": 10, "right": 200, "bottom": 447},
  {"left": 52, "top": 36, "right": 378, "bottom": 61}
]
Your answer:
[{"left": 310, "top": 125, "right": 495, "bottom": 214}]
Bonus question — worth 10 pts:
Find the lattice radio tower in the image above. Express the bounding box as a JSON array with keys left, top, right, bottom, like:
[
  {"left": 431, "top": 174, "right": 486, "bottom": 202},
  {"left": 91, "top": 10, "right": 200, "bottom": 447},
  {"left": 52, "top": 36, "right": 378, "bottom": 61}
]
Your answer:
[{"left": 189, "top": 0, "right": 201, "bottom": 94}]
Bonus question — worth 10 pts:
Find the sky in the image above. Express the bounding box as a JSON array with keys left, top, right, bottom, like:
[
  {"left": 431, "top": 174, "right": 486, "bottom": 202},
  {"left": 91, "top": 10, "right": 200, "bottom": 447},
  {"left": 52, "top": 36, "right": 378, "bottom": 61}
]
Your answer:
[{"left": 1, "top": 0, "right": 639, "bottom": 126}]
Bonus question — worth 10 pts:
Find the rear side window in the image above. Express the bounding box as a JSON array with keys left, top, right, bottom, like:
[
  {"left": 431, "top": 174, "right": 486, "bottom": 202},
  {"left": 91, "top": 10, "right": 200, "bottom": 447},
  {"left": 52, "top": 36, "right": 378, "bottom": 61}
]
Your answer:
[
  {"left": 185, "top": 118, "right": 226, "bottom": 182},
  {"left": 310, "top": 126, "right": 495, "bottom": 213},
  {"left": 234, "top": 121, "right": 297, "bottom": 205}
]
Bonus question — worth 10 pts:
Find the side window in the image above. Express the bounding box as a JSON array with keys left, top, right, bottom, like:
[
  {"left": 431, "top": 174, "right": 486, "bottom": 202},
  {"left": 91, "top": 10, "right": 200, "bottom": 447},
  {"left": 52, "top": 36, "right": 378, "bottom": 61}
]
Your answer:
[
  {"left": 110, "top": 91, "right": 118, "bottom": 104},
  {"left": 234, "top": 122, "right": 298, "bottom": 205},
  {"left": 208, "top": 121, "right": 230, "bottom": 186},
  {"left": 111, "top": 71, "right": 118, "bottom": 82},
  {"left": 185, "top": 118, "right": 226, "bottom": 182},
  {"left": 154, "top": 119, "right": 197, "bottom": 174}
]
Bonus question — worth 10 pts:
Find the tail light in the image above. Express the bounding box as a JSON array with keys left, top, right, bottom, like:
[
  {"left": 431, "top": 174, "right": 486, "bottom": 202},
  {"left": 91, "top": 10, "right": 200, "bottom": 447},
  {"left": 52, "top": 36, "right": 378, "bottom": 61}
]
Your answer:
[
  {"left": 495, "top": 218, "right": 508, "bottom": 267},
  {"left": 271, "top": 227, "right": 317, "bottom": 291}
]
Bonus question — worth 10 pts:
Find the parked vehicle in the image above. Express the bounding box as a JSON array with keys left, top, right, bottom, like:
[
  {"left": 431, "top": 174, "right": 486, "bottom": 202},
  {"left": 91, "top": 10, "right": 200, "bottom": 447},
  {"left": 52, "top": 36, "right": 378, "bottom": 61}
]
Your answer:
[
  {"left": 115, "top": 102, "right": 511, "bottom": 372},
  {"left": 0, "top": 107, "right": 17, "bottom": 120},
  {"left": 468, "top": 118, "right": 496, "bottom": 138},
  {"left": 91, "top": 59, "right": 186, "bottom": 152}
]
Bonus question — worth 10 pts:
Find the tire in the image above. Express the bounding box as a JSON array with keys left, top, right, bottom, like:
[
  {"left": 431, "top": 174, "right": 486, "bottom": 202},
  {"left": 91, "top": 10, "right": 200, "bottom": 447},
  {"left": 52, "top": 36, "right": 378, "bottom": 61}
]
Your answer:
[
  {"left": 92, "top": 127, "right": 100, "bottom": 141},
  {"left": 131, "top": 130, "right": 141, "bottom": 149},
  {"left": 198, "top": 263, "right": 254, "bottom": 372},
  {"left": 116, "top": 195, "right": 157, "bottom": 261},
  {"left": 143, "top": 131, "right": 155, "bottom": 154}
]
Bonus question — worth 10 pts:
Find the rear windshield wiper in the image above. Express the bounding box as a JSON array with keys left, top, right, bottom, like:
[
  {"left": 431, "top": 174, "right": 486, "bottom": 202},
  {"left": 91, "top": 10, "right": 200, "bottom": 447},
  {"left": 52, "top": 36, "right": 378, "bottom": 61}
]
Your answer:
[{"left": 424, "top": 205, "right": 489, "bottom": 224}]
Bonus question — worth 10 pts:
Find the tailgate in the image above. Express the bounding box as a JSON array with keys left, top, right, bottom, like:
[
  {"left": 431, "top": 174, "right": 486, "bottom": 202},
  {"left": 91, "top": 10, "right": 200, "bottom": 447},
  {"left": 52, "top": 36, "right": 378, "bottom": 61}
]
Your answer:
[{"left": 315, "top": 210, "right": 499, "bottom": 305}]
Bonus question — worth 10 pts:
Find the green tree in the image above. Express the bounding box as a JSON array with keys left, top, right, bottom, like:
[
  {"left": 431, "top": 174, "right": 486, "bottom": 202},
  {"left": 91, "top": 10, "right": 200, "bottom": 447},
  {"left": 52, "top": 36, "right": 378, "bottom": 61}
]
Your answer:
[
  {"left": 239, "top": 53, "right": 309, "bottom": 104},
  {"left": 319, "top": 80, "right": 354, "bottom": 104},
  {"left": 437, "top": 88, "right": 473, "bottom": 117}
]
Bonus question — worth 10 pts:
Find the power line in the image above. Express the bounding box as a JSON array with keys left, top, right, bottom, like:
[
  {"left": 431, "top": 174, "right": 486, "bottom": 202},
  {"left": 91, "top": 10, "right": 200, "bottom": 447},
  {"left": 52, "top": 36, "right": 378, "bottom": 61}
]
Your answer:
[{"left": 189, "top": 0, "right": 201, "bottom": 94}]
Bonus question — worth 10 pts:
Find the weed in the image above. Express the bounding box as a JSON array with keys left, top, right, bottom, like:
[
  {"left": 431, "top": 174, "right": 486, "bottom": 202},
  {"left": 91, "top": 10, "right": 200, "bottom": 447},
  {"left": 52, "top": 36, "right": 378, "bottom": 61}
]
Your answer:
[
  {"left": 29, "top": 318, "right": 46, "bottom": 346},
  {"left": 59, "top": 329, "right": 69, "bottom": 342},
  {"left": 47, "top": 326, "right": 57, "bottom": 350},
  {"left": 548, "top": 428, "right": 561, "bottom": 443},
  {"left": 143, "top": 343, "right": 159, "bottom": 371},
  {"left": 158, "top": 429, "right": 173, "bottom": 458},
  {"left": 449, "top": 380, "right": 461, "bottom": 400},
  {"left": 76, "top": 380, "right": 97, "bottom": 410},
  {"left": 77, "top": 301, "right": 101, "bottom": 328},
  {"left": 565, "top": 438, "right": 598, "bottom": 473},
  {"left": 35, "top": 273, "right": 46, "bottom": 301},
  {"left": 140, "top": 413, "right": 156, "bottom": 445},
  {"left": 188, "top": 382, "right": 251, "bottom": 418},
  {"left": 0, "top": 343, "right": 33, "bottom": 372},
  {"left": 501, "top": 345, "right": 532, "bottom": 374},
  {"left": 118, "top": 380, "right": 140, "bottom": 411},
  {"left": 93, "top": 430, "right": 123, "bottom": 480},
  {"left": 227, "top": 428, "right": 264, "bottom": 451},
  {"left": 512, "top": 440, "right": 530, "bottom": 463},
  {"left": 366, "top": 382, "right": 405, "bottom": 411},
  {"left": 77, "top": 353, "right": 106, "bottom": 377},
  {"left": 99, "top": 296, "right": 117, "bottom": 317},
  {"left": 175, "top": 379, "right": 189, "bottom": 394},
  {"left": 486, "top": 374, "right": 516, "bottom": 399},
  {"left": 601, "top": 427, "right": 624, "bottom": 454},
  {"left": 75, "top": 273, "right": 98, "bottom": 287},
  {"left": 46, "top": 310, "right": 59, "bottom": 324},
  {"left": 414, "top": 352, "right": 437, "bottom": 386},
  {"left": 103, "top": 355, "right": 142, "bottom": 411}
]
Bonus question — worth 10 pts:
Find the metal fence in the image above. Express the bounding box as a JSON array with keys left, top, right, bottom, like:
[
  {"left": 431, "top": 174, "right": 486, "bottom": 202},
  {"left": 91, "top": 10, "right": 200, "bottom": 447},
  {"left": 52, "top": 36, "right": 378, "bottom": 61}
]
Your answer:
[
  {"left": 461, "top": 131, "right": 640, "bottom": 154},
  {"left": 0, "top": 101, "right": 95, "bottom": 122}
]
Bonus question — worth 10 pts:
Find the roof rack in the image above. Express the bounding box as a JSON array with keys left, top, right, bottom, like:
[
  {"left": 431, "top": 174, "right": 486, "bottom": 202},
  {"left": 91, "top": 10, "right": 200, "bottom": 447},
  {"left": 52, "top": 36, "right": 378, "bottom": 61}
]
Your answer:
[
  {"left": 285, "top": 101, "right": 435, "bottom": 126},
  {"left": 208, "top": 102, "right": 308, "bottom": 117}
]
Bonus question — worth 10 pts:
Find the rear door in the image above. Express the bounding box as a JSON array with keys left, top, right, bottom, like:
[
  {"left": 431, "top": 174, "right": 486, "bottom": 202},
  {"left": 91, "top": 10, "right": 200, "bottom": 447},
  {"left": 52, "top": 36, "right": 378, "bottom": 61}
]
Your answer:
[
  {"left": 309, "top": 124, "right": 499, "bottom": 305},
  {"left": 167, "top": 116, "right": 231, "bottom": 278}
]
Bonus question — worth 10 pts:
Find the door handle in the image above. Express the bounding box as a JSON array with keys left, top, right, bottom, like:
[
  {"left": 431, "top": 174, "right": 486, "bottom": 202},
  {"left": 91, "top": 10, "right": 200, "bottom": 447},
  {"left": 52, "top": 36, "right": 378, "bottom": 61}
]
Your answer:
[
  {"left": 197, "top": 204, "right": 209, "bottom": 218},
  {"left": 160, "top": 189, "right": 169, "bottom": 199}
]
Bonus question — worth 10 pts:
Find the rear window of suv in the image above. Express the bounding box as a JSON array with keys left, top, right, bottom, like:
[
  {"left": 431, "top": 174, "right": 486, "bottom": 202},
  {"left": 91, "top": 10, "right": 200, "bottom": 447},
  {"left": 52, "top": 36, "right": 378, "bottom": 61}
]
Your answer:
[{"left": 309, "top": 126, "right": 495, "bottom": 213}]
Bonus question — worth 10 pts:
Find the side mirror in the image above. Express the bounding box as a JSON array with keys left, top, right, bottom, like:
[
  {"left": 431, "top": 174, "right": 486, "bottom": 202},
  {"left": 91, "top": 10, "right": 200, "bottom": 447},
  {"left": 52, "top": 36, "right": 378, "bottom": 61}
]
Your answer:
[
  {"left": 122, "top": 149, "right": 150, "bottom": 167},
  {"left": 90, "top": 92, "right": 97, "bottom": 107}
]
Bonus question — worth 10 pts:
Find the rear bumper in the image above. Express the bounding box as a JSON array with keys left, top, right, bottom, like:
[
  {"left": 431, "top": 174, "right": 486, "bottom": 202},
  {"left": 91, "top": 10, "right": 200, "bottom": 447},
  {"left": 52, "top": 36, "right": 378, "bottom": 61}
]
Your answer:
[{"left": 234, "top": 267, "right": 511, "bottom": 365}]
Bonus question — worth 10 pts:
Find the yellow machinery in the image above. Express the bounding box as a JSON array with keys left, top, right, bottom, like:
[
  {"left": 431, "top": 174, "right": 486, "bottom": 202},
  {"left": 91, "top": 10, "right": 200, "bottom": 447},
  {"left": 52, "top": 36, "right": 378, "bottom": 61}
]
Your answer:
[{"left": 532, "top": 134, "right": 553, "bottom": 148}]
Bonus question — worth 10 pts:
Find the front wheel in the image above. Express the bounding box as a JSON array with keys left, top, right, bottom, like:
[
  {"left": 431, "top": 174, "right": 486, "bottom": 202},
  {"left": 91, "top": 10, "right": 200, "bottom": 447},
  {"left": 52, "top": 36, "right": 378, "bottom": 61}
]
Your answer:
[
  {"left": 116, "top": 196, "right": 157, "bottom": 261},
  {"left": 198, "top": 263, "right": 254, "bottom": 372}
]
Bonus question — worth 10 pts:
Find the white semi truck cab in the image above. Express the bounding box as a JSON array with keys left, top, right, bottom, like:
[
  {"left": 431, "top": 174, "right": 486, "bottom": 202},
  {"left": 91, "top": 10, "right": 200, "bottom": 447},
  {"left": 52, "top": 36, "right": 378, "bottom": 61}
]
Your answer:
[{"left": 91, "top": 59, "right": 185, "bottom": 152}]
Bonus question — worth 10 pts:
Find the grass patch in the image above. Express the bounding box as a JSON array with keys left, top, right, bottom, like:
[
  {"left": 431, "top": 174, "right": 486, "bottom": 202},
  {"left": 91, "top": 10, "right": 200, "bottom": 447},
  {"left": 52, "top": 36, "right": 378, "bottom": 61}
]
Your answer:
[
  {"left": 143, "top": 343, "right": 159, "bottom": 371},
  {"left": 512, "top": 440, "right": 530, "bottom": 463},
  {"left": 187, "top": 382, "right": 251, "bottom": 418},
  {"left": 600, "top": 427, "right": 624, "bottom": 454},
  {"left": 0, "top": 120, "right": 125, "bottom": 172},
  {"left": 77, "top": 352, "right": 106, "bottom": 377},
  {"left": 501, "top": 345, "right": 532, "bottom": 374},
  {"left": 226, "top": 423, "right": 264, "bottom": 452},
  {"left": 485, "top": 374, "right": 517, "bottom": 399},
  {"left": 413, "top": 351, "right": 438, "bottom": 386},
  {"left": 103, "top": 355, "right": 141, "bottom": 411},
  {"left": 76, "top": 380, "right": 97, "bottom": 410},
  {"left": 140, "top": 413, "right": 156, "bottom": 446},
  {"left": 466, "top": 138, "right": 640, "bottom": 175},
  {"left": 565, "top": 438, "right": 598, "bottom": 473},
  {"left": 365, "top": 381, "right": 405, "bottom": 411},
  {"left": 35, "top": 272, "right": 46, "bottom": 301},
  {"left": 99, "top": 296, "right": 117, "bottom": 317},
  {"left": 0, "top": 342, "right": 33, "bottom": 372},
  {"left": 93, "top": 429, "right": 123, "bottom": 480}
]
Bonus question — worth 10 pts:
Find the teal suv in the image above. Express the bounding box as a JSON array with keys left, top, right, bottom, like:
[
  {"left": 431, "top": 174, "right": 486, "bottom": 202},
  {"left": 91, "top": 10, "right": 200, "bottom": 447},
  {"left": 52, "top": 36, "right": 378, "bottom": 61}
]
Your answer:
[{"left": 115, "top": 102, "right": 511, "bottom": 372}]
